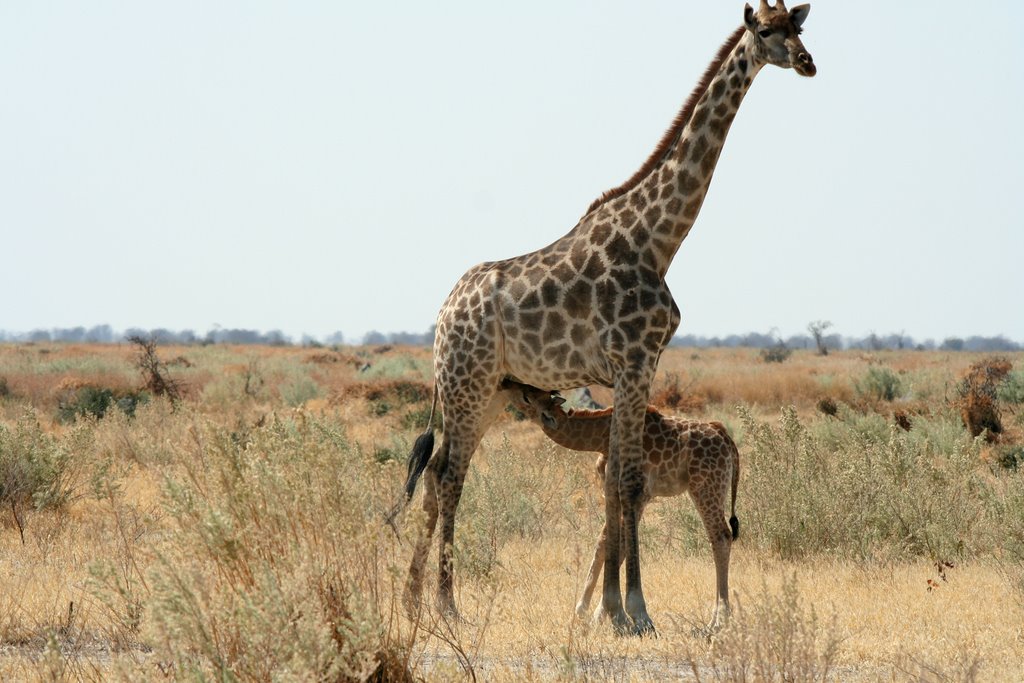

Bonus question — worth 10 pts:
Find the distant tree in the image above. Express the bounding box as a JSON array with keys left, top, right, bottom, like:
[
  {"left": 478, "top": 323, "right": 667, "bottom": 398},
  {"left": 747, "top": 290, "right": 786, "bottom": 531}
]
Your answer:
[
  {"left": 28, "top": 329, "right": 51, "bottom": 343},
  {"left": 964, "top": 336, "right": 1020, "bottom": 352},
  {"left": 85, "top": 324, "right": 114, "bottom": 343},
  {"left": 807, "top": 320, "right": 833, "bottom": 356},
  {"left": 363, "top": 330, "right": 387, "bottom": 345},
  {"left": 265, "top": 330, "right": 289, "bottom": 346},
  {"left": 54, "top": 327, "right": 86, "bottom": 343},
  {"left": 940, "top": 337, "right": 965, "bottom": 351},
  {"left": 785, "top": 334, "right": 813, "bottom": 350},
  {"left": 324, "top": 331, "right": 345, "bottom": 346},
  {"left": 150, "top": 328, "right": 177, "bottom": 344}
]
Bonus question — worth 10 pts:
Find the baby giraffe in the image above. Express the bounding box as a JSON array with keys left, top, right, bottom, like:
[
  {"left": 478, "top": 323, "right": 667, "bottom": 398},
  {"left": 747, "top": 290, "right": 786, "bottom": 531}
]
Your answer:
[{"left": 503, "top": 380, "right": 740, "bottom": 629}]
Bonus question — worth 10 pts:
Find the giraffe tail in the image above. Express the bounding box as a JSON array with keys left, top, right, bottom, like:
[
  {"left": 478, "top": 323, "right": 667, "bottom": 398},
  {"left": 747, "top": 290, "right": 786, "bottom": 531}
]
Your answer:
[
  {"left": 384, "top": 385, "right": 438, "bottom": 531},
  {"left": 728, "top": 435, "right": 740, "bottom": 541}
]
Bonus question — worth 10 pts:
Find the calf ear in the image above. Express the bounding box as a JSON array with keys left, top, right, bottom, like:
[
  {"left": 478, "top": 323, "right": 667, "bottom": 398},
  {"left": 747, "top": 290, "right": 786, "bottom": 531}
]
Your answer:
[
  {"left": 552, "top": 396, "right": 566, "bottom": 407},
  {"left": 521, "top": 389, "right": 532, "bottom": 405}
]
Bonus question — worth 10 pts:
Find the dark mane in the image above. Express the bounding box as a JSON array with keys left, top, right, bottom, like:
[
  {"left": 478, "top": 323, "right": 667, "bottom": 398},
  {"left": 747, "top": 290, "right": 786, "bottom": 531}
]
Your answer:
[
  {"left": 565, "top": 406, "right": 615, "bottom": 420},
  {"left": 582, "top": 25, "right": 745, "bottom": 217}
]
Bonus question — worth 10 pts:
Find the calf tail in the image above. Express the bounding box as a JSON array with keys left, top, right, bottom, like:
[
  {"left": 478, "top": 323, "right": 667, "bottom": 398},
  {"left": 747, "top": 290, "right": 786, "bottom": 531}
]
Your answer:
[
  {"left": 385, "top": 386, "right": 438, "bottom": 531},
  {"left": 728, "top": 435, "right": 740, "bottom": 541}
]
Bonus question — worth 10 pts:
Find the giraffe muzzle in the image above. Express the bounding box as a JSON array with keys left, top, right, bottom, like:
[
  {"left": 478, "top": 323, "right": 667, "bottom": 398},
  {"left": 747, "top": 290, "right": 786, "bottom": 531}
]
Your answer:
[{"left": 794, "top": 52, "right": 816, "bottom": 77}]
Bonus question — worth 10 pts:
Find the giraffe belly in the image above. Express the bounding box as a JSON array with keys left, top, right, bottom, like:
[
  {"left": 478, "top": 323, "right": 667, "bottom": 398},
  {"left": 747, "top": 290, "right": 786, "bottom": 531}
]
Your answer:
[
  {"left": 502, "top": 340, "right": 611, "bottom": 391},
  {"left": 503, "top": 357, "right": 609, "bottom": 392}
]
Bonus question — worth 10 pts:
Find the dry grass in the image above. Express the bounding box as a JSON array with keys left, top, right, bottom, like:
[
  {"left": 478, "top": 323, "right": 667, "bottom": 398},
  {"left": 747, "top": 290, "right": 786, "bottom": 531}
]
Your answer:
[{"left": 1, "top": 344, "right": 1023, "bottom": 681}]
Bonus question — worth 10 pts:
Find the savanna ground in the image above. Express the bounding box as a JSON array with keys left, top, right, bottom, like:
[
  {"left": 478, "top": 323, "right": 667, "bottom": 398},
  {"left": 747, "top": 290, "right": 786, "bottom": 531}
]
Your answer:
[{"left": 1, "top": 342, "right": 1024, "bottom": 681}]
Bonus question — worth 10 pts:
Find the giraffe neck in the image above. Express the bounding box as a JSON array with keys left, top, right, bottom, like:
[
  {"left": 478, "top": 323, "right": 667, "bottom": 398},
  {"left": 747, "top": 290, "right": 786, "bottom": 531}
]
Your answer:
[
  {"left": 540, "top": 410, "right": 612, "bottom": 454},
  {"left": 648, "top": 33, "right": 762, "bottom": 275},
  {"left": 587, "top": 30, "right": 764, "bottom": 279}
]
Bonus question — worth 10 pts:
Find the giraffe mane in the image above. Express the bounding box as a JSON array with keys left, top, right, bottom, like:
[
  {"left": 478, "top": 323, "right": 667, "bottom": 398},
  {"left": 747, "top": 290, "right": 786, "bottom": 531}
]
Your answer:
[{"left": 582, "top": 25, "right": 746, "bottom": 217}]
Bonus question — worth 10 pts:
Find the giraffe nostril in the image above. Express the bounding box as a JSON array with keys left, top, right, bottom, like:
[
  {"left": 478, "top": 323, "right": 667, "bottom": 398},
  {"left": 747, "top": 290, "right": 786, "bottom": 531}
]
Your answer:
[{"left": 798, "top": 52, "right": 812, "bottom": 64}]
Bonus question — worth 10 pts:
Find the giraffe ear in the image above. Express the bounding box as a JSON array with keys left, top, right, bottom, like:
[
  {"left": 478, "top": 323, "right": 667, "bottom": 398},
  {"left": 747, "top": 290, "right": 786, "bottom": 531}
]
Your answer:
[
  {"left": 790, "top": 4, "right": 810, "bottom": 28},
  {"left": 743, "top": 3, "right": 757, "bottom": 31},
  {"left": 521, "top": 390, "right": 532, "bottom": 405},
  {"left": 551, "top": 395, "right": 566, "bottom": 407}
]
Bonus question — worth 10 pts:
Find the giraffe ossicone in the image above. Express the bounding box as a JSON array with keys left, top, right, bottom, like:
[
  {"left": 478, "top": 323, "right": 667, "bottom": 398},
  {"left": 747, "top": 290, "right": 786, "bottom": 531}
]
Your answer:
[{"left": 396, "top": 1, "right": 815, "bottom": 635}]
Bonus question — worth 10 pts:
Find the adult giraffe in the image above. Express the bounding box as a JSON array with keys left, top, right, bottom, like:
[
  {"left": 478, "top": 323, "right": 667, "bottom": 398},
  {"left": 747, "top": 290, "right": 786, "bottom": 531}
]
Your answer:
[{"left": 400, "top": 1, "right": 815, "bottom": 634}]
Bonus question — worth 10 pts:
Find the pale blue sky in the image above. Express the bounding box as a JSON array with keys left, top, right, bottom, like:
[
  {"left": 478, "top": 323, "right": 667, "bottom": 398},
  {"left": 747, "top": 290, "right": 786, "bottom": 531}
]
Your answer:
[{"left": 2, "top": 1, "right": 1022, "bottom": 343}]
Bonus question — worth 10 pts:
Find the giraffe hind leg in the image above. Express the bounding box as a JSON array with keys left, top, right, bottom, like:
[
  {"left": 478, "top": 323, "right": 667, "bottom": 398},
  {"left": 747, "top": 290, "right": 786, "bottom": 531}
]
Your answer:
[
  {"left": 691, "top": 485, "right": 733, "bottom": 631},
  {"left": 402, "top": 434, "right": 448, "bottom": 617},
  {"left": 434, "top": 391, "right": 506, "bottom": 617},
  {"left": 577, "top": 522, "right": 607, "bottom": 618}
]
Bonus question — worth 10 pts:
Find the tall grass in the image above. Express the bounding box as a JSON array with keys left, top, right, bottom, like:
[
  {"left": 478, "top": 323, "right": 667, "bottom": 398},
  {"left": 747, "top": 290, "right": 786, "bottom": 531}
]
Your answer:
[
  {"left": 736, "top": 405, "right": 1019, "bottom": 564},
  {"left": 1, "top": 344, "right": 1023, "bottom": 680},
  {"left": 141, "top": 414, "right": 413, "bottom": 681}
]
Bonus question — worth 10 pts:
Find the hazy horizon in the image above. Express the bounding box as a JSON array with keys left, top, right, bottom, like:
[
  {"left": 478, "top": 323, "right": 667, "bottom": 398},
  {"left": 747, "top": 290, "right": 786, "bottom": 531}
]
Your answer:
[
  {"left": 1, "top": 323, "right": 1020, "bottom": 351},
  {"left": 3, "top": 2, "right": 1022, "bottom": 344}
]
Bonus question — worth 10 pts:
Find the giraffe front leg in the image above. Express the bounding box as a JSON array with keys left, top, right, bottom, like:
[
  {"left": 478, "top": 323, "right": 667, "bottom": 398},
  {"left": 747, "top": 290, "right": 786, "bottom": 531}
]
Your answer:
[
  {"left": 614, "top": 378, "right": 656, "bottom": 636},
  {"left": 600, "top": 447, "right": 630, "bottom": 631}
]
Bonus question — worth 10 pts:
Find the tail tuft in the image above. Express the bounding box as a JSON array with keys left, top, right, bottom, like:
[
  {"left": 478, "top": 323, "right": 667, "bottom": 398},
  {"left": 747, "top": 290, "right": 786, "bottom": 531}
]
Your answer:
[
  {"left": 729, "top": 515, "right": 740, "bottom": 541},
  {"left": 403, "top": 431, "right": 435, "bottom": 501}
]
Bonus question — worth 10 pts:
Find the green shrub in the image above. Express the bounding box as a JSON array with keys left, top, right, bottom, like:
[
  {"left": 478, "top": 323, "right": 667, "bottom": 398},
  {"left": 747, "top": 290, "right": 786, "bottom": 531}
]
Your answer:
[
  {"left": 738, "top": 405, "right": 987, "bottom": 562},
  {"left": 760, "top": 343, "right": 793, "bottom": 364},
  {"left": 995, "top": 445, "right": 1023, "bottom": 471},
  {"left": 360, "top": 355, "right": 431, "bottom": 381},
  {"left": 0, "top": 413, "right": 84, "bottom": 512},
  {"left": 997, "top": 369, "right": 1024, "bottom": 404},
  {"left": 280, "top": 374, "right": 321, "bottom": 407},
  {"left": 856, "top": 366, "right": 903, "bottom": 401},
  {"left": 57, "top": 386, "right": 148, "bottom": 423}
]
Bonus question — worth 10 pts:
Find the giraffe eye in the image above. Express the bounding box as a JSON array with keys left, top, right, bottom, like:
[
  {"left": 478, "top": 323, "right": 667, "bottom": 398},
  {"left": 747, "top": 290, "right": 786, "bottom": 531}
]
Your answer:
[{"left": 758, "top": 29, "right": 773, "bottom": 38}]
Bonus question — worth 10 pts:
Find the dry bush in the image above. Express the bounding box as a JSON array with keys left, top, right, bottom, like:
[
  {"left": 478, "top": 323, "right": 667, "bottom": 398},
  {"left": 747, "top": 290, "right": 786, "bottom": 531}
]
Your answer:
[
  {"left": 893, "top": 408, "right": 913, "bottom": 431},
  {"left": 955, "top": 357, "right": 1012, "bottom": 441},
  {"left": 816, "top": 396, "right": 838, "bottom": 418},
  {"left": 127, "top": 335, "right": 184, "bottom": 402},
  {"left": 686, "top": 574, "right": 842, "bottom": 682},
  {"left": 142, "top": 415, "right": 415, "bottom": 681},
  {"left": 650, "top": 372, "right": 705, "bottom": 413}
]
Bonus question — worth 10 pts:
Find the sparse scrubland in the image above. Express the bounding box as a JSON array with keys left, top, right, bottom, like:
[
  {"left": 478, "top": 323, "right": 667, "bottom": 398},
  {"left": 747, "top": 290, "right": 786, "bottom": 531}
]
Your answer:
[{"left": 1, "top": 343, "right": 1023, "bottom": 681}]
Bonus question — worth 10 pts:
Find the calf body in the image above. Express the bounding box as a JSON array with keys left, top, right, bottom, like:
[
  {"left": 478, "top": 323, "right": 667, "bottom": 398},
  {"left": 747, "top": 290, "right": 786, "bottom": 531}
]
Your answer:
[{"left": 505, "top": 381, "right": 739, "bottom": 628}]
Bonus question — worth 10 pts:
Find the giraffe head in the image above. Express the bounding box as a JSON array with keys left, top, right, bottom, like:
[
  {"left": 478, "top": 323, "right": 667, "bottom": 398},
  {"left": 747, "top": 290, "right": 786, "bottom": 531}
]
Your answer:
[
  {"left": 503, "top": 380, "right": 567, "bottom": 430},
  {"left": 743, "top": 1, "right": 816, "bottom": 77}
]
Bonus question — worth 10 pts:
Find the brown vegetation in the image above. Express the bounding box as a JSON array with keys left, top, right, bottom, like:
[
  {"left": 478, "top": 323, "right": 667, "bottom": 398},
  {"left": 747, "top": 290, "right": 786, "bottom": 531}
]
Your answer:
[
  {"left": 1, "top": 344, "right": 1023, "bottom": 680},
  {"left": 956, "top": 357, "right": 1013, "bottom": 441}
]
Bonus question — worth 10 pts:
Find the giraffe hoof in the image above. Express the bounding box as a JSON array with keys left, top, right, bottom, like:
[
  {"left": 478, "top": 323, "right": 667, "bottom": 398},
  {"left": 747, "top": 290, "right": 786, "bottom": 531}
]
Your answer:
[{"left": 629, "top": 615, "right": 657, "bottom": 638}]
